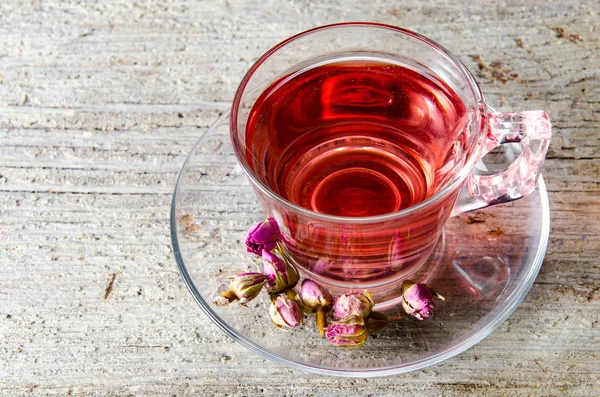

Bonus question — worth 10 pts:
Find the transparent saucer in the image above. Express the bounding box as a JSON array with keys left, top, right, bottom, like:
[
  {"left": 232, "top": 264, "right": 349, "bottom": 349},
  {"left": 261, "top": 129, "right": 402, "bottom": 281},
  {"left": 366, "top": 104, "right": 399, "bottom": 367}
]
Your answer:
[{"left": 170, "top": 110, "right": 549, "bottom": 377}]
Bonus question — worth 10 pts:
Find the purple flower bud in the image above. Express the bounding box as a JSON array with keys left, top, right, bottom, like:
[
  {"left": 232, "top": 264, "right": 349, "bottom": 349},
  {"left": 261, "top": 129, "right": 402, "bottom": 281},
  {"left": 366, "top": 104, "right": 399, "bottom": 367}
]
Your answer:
[
  {"left": 245, "top": 217, "right": 282, "bottom": 256},
  {"left": 262, "top": 250, "right": 299, "bottom": 293},
  {"left": 299, "top": 279, "right": 333, "bottom": 337},
  {"left": 325, "top": 316, "right": 368, "bottom": 347},
  {"left": 213, "top": 272, "right": 267, "bottom": 306},
  {"left": 299, "top": 279, "right": 332, "bottom": 312},
  {"left": 269, "top": 295, "right": 303, "bottom": 328},
  {"left": 331, "top": 290, "right": 374, "bottom": 320},
  {"left": 401, "top": 280, "right": 445, "bottom": 320}
]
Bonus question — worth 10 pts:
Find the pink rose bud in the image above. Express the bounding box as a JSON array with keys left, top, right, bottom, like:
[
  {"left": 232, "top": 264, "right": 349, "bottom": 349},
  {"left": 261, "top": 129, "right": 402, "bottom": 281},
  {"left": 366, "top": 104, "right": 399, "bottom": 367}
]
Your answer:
[
  {"left": 269, "top": 295, "right": 303, "bottom": 328},
  {"left": 213, "top": 272, "right": 267, "bottom": 306},
  {"left": 332, "top": 290, "right": 374, "bottom": 320},
  {"left": 299, "top": 279, "right": 332, "bottom": 312},
  {"left": 325, "top": 316, "right": 368, "bottom": 348},
  {"left": 262, "top": 250, "right": 299, "bottom": 293},
  {"left": 299, "top": 279, "right": 333, "bottom": 337},
  {"left": 401, "top": 280, "right": 445, "bottom": 320},
  {"left": 244, "top": 217, "right": 282, "bottom": 256}
]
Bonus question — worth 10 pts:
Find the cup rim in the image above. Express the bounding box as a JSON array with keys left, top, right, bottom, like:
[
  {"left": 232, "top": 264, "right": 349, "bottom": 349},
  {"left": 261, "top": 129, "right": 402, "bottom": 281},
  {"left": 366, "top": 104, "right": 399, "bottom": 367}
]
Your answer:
[{"left": 230, "top": 22, "right": 486, "bottom": 224}]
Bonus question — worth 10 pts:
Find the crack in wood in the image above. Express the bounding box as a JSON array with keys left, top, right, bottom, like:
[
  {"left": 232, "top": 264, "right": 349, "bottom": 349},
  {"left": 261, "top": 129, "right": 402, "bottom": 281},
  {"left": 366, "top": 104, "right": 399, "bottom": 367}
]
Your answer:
[{"left": 104, "top": 273, "right": 117, "bottom": 300}]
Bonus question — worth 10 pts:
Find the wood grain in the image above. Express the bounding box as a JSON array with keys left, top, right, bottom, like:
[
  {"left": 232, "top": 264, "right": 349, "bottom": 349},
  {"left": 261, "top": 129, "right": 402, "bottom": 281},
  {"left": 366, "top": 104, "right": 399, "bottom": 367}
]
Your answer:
[{"left": 0, "top": 0, "right": 598, "bottom": 395}]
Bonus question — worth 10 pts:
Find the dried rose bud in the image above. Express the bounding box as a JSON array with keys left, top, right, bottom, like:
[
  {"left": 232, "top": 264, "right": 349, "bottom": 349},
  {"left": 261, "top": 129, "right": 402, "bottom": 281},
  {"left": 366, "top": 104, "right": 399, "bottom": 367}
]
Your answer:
[
  {"left": 325, "top": 316, "right": 368, "bottom": 348},
  {"left": 401, "top": 280, "right": 445, "bottom": 320},
  {"left": 299, "top": 279, "right": 333, "bottom": 337},
  {"left": 331, "top": 290, "right": 374, "bottom": 320},
  {"left": 262, "top": 250, "right": 299, "bottom": 293},
  {"left": 245, "top": 217, "right": 282, "bottom": 256},
  {"left": 269, "top": 295, "right": 303, "bottom": 328},
  {"left": 299, "top": 279, "right": 332, "bottom": 312},
  {"left": 213, "top": 272, "right": 267, "bottom": 306}
]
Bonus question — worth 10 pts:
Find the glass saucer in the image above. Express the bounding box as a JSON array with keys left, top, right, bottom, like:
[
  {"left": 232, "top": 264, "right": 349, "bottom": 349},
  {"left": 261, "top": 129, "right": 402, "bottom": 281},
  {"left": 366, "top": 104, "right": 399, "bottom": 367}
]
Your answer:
[{"left": 170, "top": 110, "right": 549, "bottom": 377}]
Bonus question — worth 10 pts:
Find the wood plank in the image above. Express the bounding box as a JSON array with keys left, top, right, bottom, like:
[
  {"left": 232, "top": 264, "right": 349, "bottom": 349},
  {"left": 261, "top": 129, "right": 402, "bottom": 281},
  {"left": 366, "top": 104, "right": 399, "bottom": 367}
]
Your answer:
[{"left": 0, "top": 0, "right": 598, "bottom": 395}]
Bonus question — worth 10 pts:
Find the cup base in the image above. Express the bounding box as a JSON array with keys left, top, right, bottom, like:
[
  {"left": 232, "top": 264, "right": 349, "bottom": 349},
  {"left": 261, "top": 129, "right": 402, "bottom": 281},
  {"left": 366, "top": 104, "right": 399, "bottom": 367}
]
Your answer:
[{"left": 287, "top": 232, "right": 446, "bottom": 308}]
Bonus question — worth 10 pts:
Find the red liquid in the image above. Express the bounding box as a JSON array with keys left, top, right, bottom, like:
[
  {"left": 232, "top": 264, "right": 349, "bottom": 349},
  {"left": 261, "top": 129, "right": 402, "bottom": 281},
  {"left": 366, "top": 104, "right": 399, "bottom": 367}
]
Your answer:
[
  {"left": 246, "top": 59, "right": 467, "bottom": 217},
  {"left": 244, "top": 59, "right": 469, "bottom": 286}
]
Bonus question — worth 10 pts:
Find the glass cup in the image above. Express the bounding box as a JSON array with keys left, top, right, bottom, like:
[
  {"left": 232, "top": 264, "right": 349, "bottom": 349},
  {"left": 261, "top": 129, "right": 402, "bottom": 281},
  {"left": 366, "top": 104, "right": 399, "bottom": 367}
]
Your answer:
[{"left": 230, "top": 23, "right": 551, "bottom": 291}]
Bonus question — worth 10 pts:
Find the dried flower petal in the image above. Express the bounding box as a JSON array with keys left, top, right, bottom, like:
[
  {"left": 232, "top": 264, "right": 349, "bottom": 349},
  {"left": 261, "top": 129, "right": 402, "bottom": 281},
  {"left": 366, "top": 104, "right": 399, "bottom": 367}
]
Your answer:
[
  {"left": 332, "top": 290, "right": 374, "bottom": 320},
  {"left": 214, "top": 272, "right": 267, "bottom": 306},
  {"left": 298, "top": 279, "right": 333, "bottom": 336},
  {"left": 262, "top": 250, "right": 299, "bottom": 293},
  {"left": 299, "top": 279, "right": 332, "bottom": 312},
  {"left": 401, "top": 280, "right": 445, "bottom": 320},
  {"left": 325, "top": 316, "right": 368, "bottom": 347},
  {"left": 245, "top": 217, "right": 282, "bottom": 256},
  {"left": 269, "top": 295, "right": 303, "bottom": 328}
]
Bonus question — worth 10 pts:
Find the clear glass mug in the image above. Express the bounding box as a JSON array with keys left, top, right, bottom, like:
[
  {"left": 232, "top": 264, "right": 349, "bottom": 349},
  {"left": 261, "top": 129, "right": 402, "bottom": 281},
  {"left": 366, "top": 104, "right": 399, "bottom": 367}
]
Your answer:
[{"left": 230, "top": 23, "right": 551, "bottom": 291}]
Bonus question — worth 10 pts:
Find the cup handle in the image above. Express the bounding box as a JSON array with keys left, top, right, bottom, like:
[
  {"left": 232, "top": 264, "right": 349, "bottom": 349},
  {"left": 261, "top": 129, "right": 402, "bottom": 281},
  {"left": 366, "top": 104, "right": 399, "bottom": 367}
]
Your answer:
[{"left": 451, "top": 110, "right": 552, "bottom": 216}]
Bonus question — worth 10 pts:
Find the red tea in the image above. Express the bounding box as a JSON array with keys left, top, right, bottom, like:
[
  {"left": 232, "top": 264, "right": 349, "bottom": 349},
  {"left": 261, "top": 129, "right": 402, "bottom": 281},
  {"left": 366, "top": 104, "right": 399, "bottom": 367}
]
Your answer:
[
  {"left": 245, "top": 59, "right": 467, "bottom": 217},
  {"left": 243, "top": 58, "right": 469, "bottom": 286}
]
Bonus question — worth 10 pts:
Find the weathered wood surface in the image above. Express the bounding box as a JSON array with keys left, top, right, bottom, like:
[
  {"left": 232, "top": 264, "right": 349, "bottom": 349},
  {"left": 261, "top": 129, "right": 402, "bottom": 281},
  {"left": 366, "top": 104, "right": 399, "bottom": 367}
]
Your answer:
[{"left": 0, "top": 0, "right": 598, "bottom": 395}]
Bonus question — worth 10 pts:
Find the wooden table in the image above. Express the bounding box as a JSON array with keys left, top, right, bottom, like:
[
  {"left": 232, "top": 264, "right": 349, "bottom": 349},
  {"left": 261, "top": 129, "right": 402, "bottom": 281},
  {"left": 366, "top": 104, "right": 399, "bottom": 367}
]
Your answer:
[{"left": 1, "top": 1, "right": 598, "bottom": 394}]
